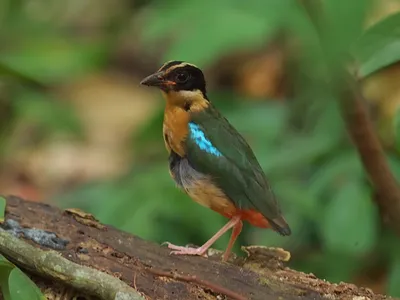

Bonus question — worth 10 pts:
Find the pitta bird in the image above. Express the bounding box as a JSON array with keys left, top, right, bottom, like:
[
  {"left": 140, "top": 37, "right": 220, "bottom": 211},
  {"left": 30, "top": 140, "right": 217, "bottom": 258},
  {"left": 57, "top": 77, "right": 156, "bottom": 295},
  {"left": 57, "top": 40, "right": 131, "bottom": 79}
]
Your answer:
[{"left": 140, "top": 61, "right": 291, "bottom": 261}]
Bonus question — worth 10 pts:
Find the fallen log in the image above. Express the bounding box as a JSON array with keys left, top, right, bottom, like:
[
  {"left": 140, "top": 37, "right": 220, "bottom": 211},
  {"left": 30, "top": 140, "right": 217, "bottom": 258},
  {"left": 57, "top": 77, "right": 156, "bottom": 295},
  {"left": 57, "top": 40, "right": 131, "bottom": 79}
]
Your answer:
[{"left": 0, "top": 195, "right": 390, "bottom": 300}]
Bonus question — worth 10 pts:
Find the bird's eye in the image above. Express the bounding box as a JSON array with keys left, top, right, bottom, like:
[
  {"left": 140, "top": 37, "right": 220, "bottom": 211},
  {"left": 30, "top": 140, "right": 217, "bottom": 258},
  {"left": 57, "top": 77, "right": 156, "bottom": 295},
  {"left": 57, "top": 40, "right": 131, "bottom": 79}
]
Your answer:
[{"left": 175, "top": 71, "right": 190, "bottom": 83}]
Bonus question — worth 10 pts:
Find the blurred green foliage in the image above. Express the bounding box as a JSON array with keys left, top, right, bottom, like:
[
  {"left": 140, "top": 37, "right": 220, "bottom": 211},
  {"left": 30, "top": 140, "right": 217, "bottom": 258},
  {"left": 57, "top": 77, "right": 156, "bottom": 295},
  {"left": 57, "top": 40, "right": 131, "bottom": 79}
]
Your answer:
[
  {"left": 2, "top": 0, "right": 400, "bottom": 296},
  {"left": 139, "top": 0, "right": 292, "bottom": 65}
]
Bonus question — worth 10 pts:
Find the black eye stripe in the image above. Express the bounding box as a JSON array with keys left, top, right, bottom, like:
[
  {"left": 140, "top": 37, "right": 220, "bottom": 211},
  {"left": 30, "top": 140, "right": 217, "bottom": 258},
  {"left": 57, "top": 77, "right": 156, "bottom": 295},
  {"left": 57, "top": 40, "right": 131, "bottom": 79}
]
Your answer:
[{"left": 158, "top": 62, "right": 207, "bottom": 95}]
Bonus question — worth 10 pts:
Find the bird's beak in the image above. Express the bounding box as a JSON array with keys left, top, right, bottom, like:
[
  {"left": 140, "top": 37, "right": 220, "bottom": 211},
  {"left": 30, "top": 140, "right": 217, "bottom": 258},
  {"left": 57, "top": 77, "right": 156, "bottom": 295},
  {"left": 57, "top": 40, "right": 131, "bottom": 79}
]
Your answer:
[
  {"left": 140, "top": 72, "right": 164, "bottom": 87},
  {"left": 140, "top": 72, "right": 176, "bottom": 88}
]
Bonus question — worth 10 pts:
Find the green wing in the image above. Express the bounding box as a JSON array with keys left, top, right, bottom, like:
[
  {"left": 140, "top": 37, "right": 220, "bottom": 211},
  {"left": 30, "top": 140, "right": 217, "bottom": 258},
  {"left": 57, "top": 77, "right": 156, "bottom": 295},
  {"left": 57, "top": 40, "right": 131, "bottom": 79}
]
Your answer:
[{"left": 186, "top": 106, "right": 290, "bottom": 235}]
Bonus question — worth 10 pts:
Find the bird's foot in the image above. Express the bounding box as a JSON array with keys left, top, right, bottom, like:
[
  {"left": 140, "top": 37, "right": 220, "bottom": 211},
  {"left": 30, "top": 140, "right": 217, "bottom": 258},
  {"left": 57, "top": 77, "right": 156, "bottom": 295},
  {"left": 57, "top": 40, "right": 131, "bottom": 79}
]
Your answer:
[{"left": 162, "top": 242, "right": 208, "bottom": 257}]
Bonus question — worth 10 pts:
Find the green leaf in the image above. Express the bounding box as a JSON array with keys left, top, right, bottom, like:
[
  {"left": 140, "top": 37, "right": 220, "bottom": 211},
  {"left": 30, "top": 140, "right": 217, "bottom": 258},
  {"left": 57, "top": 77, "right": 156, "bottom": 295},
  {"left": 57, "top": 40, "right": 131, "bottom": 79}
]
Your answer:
[
  {"left": 321, "top": 181, "right": 378, "bottom": 255},
  {"left": 0, "top": 196, "right": 6, "bottom": 223},
  {"left": 0, "top": 255, "right": 45, "bottom": 300},
  {"left": 0, "top": 267, "right": 12, "bottom": 300},
  {"left": 353, "top": 12, "right": 400, "bottom": 77},
  {"left": 0, "top": 254, "right": 15, "bottom": 300},
  {"left": 0, "top": 254, "right": 15, "bottom": 269},
  {"left": 388, "top": 255, "right": 400, "bottom": 297},
  {"left": 8, "top": 269, "right": 45, "bottom": 300}
]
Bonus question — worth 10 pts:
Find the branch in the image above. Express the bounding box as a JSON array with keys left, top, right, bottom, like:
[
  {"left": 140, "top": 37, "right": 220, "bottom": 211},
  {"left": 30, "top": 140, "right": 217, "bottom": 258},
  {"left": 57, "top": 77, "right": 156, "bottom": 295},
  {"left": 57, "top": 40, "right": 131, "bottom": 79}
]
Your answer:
[
  {"left": 342, "top": 83, "right": 400, "bottom": 232},
  {"left": 0, "top": 228, "right": 144, "bottom": 300},
  {"left": 0, "top": 196, "right": 390, "bottom": 300}
]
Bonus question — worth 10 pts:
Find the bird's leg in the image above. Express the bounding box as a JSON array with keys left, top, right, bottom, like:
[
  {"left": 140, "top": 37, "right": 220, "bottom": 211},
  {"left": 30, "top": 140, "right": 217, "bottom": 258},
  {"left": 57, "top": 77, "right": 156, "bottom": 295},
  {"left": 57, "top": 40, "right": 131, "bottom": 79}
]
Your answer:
[
  {"left": 223, "top": 219, "right": 243, "bottom": 261},
  {"left": 164, "top": 215, "right": 242, "bottom": 257}
]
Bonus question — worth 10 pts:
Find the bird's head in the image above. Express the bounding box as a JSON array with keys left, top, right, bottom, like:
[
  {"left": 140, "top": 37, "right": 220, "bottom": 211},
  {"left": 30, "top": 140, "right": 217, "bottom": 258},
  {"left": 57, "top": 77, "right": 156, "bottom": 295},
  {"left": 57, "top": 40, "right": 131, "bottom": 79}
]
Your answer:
[{"left": 140, "top": 61, "right": 208, "bottom": 108}]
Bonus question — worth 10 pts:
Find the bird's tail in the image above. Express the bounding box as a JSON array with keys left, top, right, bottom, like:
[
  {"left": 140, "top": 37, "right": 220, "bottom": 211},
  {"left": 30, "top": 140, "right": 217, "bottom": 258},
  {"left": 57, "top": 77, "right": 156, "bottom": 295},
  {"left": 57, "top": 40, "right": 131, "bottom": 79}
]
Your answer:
[{"left": 270, "top": 215, "right": 291, "bottom": 236}]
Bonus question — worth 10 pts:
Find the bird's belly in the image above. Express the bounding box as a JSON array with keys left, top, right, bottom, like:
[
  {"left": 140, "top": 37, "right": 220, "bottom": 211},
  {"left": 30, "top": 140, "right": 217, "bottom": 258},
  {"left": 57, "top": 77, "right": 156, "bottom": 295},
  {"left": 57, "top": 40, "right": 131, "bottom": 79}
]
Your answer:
[
  {"left": 168, "top": 152, "right": 236, "bottom": 216},
  {"left": 185, "top": 179, "right": 237, "bottom": 216},
  {"left": 168, "top": 151, "right": 270, "bottom": 228},
  {"left": 187, "top": 182, "right": 270, "bottom": 228}
]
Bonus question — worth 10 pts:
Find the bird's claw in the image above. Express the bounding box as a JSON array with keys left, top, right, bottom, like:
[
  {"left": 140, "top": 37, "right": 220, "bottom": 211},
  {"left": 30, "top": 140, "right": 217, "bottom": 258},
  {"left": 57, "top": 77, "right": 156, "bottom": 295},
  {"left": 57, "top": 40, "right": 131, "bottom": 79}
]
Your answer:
[
  {"left": 162, "top": 242, "right": 208, "bottom": 257},
  {"left": 161, "top": 241, "right": 182, "bottom": 249}
]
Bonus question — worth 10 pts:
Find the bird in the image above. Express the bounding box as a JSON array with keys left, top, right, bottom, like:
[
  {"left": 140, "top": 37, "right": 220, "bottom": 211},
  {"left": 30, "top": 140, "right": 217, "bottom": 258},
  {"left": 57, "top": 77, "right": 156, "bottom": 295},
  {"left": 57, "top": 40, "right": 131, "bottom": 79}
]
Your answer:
[{"left": 140, "top": 60, "right": 291, "bottom": 261}]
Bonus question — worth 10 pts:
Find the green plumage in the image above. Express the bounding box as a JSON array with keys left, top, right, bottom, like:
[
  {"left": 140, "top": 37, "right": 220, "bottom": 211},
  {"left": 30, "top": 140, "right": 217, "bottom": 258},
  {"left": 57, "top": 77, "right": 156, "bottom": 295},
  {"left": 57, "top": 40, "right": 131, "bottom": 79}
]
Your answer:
[{"left": 185, "top": 105, "right": 290, "bottom": 235}]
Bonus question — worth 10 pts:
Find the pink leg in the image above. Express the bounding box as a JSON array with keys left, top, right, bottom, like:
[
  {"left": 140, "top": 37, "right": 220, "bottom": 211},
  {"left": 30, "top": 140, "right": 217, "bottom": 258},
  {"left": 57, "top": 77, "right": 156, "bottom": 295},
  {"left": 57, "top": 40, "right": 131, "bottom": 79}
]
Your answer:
[
  {"left": 223, "top": 220, "right": 243, "bottom": 261},
  {"left": 164, "top": 215, "right": 241, "bottom": 257}
]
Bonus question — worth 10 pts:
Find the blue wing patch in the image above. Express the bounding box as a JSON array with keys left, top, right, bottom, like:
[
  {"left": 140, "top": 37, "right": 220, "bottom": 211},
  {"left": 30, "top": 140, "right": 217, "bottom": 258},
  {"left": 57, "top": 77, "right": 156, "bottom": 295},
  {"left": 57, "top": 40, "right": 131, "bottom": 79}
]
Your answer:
[{"left": 189, "top": 122, "right": 222, "bottom": 157}]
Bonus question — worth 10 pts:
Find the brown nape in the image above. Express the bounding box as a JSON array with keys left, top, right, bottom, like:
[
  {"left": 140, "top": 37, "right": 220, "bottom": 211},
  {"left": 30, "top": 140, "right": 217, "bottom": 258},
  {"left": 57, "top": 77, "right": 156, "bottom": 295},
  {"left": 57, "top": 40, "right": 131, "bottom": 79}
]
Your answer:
[{"left": 161, "top": 90, "right": 209, "bottom": 113}]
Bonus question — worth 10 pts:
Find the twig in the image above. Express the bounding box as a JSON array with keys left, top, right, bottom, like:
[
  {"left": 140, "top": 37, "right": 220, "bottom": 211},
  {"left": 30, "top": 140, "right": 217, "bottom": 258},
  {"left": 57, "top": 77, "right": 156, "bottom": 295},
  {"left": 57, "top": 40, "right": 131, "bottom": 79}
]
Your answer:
[
  {"left": 146, "top": 267, "right": 248, "bottom": 300},
  {"left": 0, "top": 228, "right": 144, "bottom": 300}
]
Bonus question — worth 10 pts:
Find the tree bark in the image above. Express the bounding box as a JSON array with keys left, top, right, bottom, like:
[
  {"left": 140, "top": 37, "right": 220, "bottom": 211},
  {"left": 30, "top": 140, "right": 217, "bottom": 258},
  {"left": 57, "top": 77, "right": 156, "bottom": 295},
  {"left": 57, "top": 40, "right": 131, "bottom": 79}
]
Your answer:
[{"left": 0, "top": 195, "right": 390, "bottom": 300}]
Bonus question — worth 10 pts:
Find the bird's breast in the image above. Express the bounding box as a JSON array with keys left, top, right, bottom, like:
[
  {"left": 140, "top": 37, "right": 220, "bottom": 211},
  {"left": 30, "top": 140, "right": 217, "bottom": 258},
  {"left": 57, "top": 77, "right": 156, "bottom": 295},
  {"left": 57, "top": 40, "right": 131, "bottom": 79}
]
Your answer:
[{"left": 163, "top": 104, "right": 190, "bottom": 157}]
